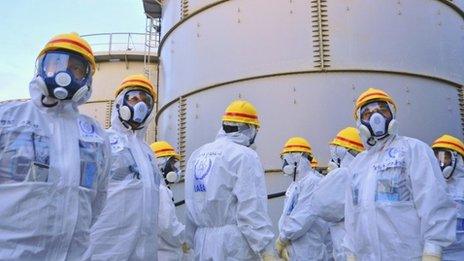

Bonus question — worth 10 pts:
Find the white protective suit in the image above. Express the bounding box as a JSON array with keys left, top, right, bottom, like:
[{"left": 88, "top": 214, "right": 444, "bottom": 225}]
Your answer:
[
  {"left": 443, "top": 156, "right": 464, "bottom": 261},
  {"left": 309, "top": 167, "right": 350, "bottom": 261},
  {"left": 345, "top": 134, "right": 457, "bottom": 260},
  {"left": 0, "top": 77, "right": 110, "bottom": 260},
  {"left": 324, "top": 152, "right": 355, "bottom": 261},
  {"left": 184, "top": 129, "right": 274, "bottom": 260},
  {"left": 89, "top": 89, "right": 161, "bottom": 260},
  {"left": 158, "top": 182, "right": 185, "bottom": 261},
  {"left": 278, "top": 155, "right": 329, "bottom": 261},
  {"left": 324, "top": 231, "right": 334, "bottom": 261}
]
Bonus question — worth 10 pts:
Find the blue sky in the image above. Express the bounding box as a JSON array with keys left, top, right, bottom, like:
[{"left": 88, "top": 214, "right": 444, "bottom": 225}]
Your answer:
[{"left": 0, "top": 0, "right": 146, "bottom": 101}]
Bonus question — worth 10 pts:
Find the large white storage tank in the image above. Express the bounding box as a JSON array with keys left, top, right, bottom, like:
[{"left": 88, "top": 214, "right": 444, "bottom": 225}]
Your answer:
[{"left": 156, "top": 0, "right": 464, "bottom": 227}]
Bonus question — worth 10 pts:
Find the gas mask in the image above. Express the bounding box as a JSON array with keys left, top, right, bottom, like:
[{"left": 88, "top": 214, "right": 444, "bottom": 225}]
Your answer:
[
  {"left": 36, "top": 50, "right": 92, "bottom": 103},
  {"left": 281, "top": 153, "right": 311, "bottom": 181},
  {"left": 243, "top": 126, "right": 258, "bottom": 147},
  {"left": 117, "top": 89, "right": 154, "bottom": 129},
  {"left": 158, "top": 156, "right": 181, "bottom": 183},
  {"left": 357, "top": 101, "right": 397, "bottom": 146},
  {"left": 327, "top": 145, "right": 358, "bottom": 171},
  {"left": 223, "top": 122, "right": 258, "bottom": 147},
  {"left": 434, "top": 149, "right": 458, "bottom": 179},
  {"left": 328, "top": 145, "right": 345, "bottom": 171}
]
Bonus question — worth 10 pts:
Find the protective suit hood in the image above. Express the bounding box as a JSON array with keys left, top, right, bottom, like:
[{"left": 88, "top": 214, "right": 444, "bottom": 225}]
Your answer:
[
  {"left": 330, "top": 146, "right": 356, "bottom": 171},
  {"left": 110, "top": 88, "right": 155, "bottom": 139},
  {"left": 340, "top": 152, "right": 355, "bottom": 168},
  {"left": 29, "top": 76, "right": 91, "bottom": 113},
  {"left": 289, "top": 154, "right": 313, "bottom": 182},
  {"left": 452, "top": 156, "right": 464, "bottom": 179},
  {"left": 216, "top": 128, "right": 252, "bottom": 147},
  {"left": 361, "top": 132, "right": 398, "bottom": 153}
]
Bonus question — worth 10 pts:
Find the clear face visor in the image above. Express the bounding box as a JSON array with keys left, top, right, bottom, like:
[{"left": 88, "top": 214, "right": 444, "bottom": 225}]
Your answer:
[
  {"left": 434, "top": 149, "right": 453, "bottom": 169},
  {"left": 124, "top": 89, "right": 154, "bottom": 109},
  {"left": 37, "top": 51, "right": 90, "bottom": 81},
  {"left": 359, "top": 101, "right": 393, "bottom": 124}
]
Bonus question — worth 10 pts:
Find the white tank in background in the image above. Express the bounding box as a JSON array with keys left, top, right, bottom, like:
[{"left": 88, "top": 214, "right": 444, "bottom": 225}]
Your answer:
[{"left": 155, "top": 0, "right": 464, "bottom": 231}]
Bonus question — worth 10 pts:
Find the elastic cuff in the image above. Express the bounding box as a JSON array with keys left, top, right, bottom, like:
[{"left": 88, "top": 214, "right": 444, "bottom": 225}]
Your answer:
[
  {"left": 262, "top": 242, "right": 274, "bottom": 254},
  {"left": 346, "top": 254, "right": 356, "bottom": 261},
  {"left": 260, "top": 251, "right": 270, "bottom": 258},
  {"left": 279, "top": 237, "right": 290, "bottom": 245},
  {"left": 278, "top": 233, "right": 289, "bottom": 243},
  {"left": 423, "top": 242, "right": 442, "bottom": 257}
]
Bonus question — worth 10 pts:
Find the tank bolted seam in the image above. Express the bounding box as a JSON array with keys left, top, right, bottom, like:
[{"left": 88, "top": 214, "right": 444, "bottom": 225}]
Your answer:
[
  {"left": 311, "top": 0, "right": 331, "bottom": 70},
  {"left": 177, "top": 96, "right": 188, "bottom": 172},
  {"left": 181, "top": 0, "right": 189, "bottom": 19},
  {"left": 458, "top": 86, "right": 464, "bottom": 137},
  {"left": 105, "top": 100, "right": 113, "bottom": 129}
]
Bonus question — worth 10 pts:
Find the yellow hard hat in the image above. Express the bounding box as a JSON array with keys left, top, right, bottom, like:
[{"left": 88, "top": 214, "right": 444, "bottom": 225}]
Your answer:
[
  {"left": 38, "top": 32, "right": 96, "bottom": 74},
  {"left": 222, "top": 100, "right": 260, "bottom": 127},
  {"left": 310, "top": 157, "right": 319, "bottom": 168},
  {"left": 150, "top": 141, "right": 180, "bottom": 160},
  {"left": 281, "top": 137, "right": 312, "bottom": 155},
  {"left": 354, "top": 88, "right": 397, "bottom": 120},
  {"left": 330, "top": 127, "right": 365, "bottom": 153},
  {"left": 115, "top": 74, "right": 157, "bottom": 99},
  {"left": 432, "top": 134, "right": 464, "bottom": 158}
]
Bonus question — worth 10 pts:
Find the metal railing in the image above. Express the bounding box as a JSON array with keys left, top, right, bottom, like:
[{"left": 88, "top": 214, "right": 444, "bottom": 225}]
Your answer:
[
  {"left": 81, "top": 32, "right": 158, "bottom": 55},
  {"left": 174, "top": 191, "right": 286, "bottom": 207}
]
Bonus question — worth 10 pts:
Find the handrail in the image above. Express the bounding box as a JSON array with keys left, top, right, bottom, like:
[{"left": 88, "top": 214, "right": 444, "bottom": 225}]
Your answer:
[
  {"left": 81, "top": 32, "right": 156, "bottom": 55},
  {"left": 174, "top": 191, "right": 287, "bottom": 207}
]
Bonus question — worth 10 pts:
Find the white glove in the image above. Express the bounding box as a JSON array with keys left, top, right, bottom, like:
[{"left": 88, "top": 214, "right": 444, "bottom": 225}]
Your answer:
[
  {"left": 422, "top": 254, "right": 440, "bottom": 261},
  {"left": 274, "top": 238, "right": 289, "bottom": 261},
  {"left": 181, "top": 242, "right": 190, "bottom": 254}
]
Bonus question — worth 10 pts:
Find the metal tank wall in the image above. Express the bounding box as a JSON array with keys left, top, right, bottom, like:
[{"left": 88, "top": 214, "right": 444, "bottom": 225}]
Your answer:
[
  {"left": 157, "top": 0, "right": 464, "bottom": 226},
  {"left": 454, "top": 0, "right": 464, "bottom": 11}
]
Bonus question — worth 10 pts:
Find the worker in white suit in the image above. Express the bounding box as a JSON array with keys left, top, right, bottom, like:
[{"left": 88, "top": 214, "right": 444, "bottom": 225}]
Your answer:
[
  {"left": 432, "top": 134, "right": 464, "bottom": 261},
  {"left": 0, "top": 32, "right": 110, "bottom": 260},
  {"left": 344, "top": 88, "right": 456, "bottom": 261},
  {"left": 184, "top": 100, "right": 275, "bottom": 260},
  {"left": 90, "top": 74, "right": 161, "bottom": 260}
]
